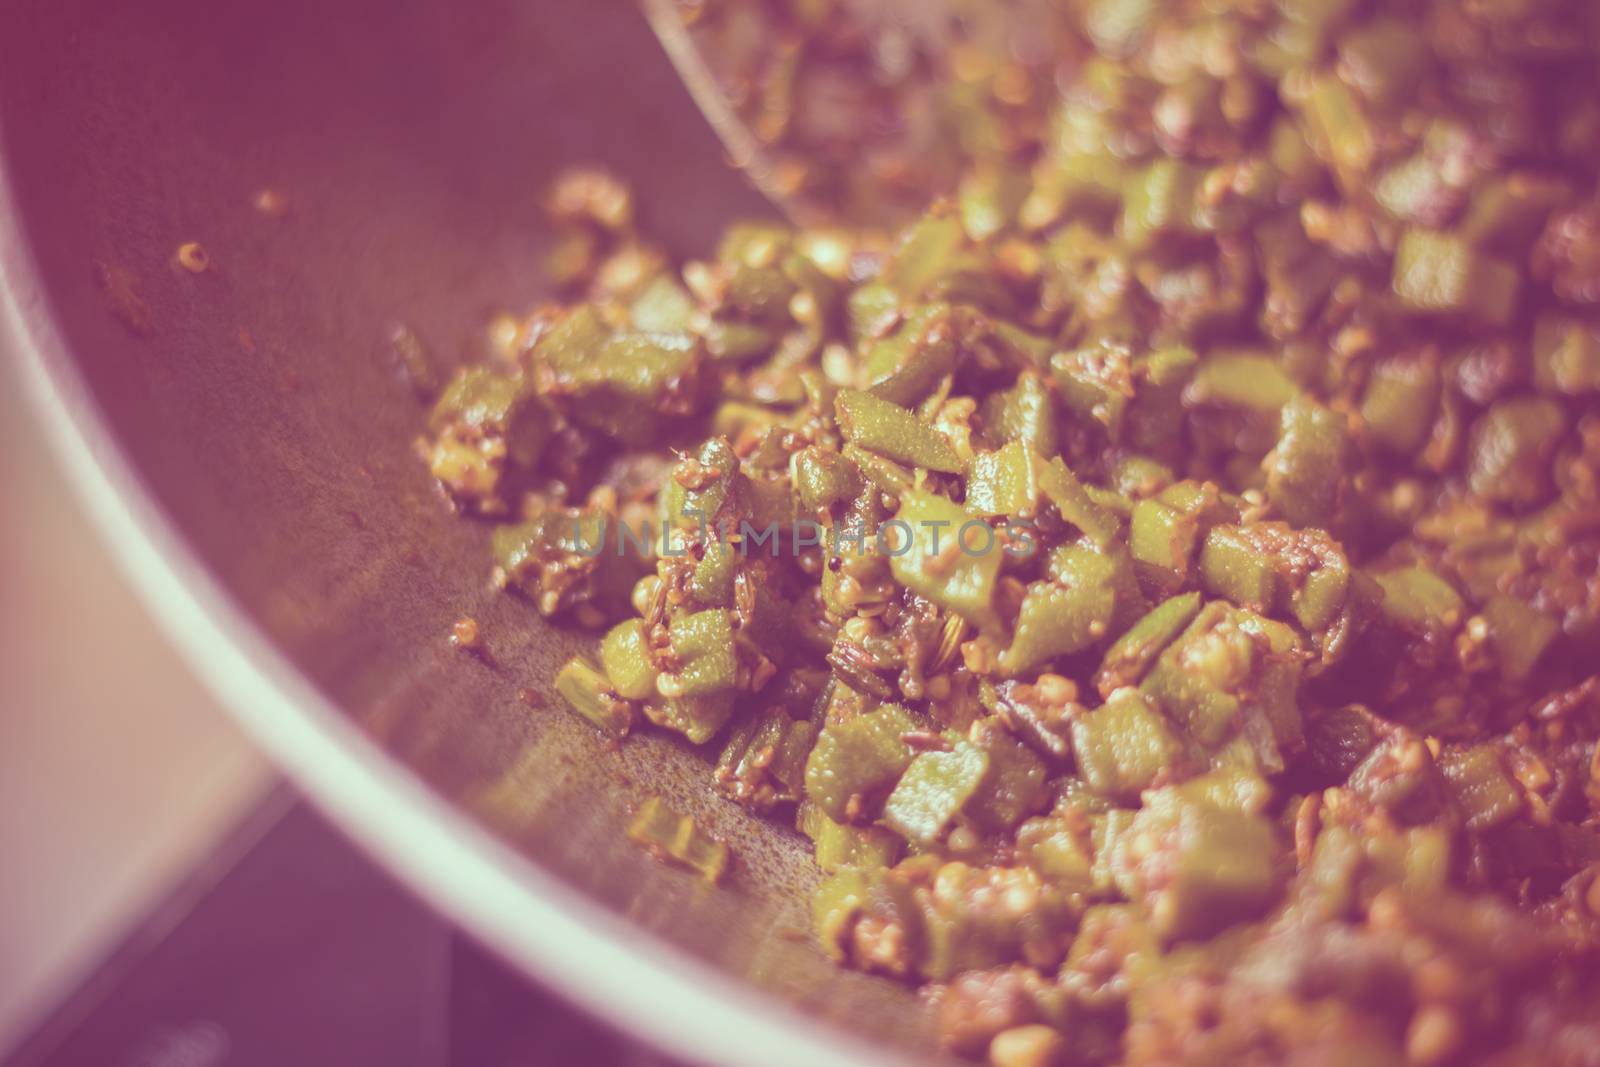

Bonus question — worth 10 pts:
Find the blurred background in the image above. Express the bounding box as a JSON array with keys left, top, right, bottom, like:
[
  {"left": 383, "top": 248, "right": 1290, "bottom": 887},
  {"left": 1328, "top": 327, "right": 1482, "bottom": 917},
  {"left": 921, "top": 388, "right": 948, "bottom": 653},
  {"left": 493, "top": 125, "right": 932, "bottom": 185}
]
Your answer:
[{"left": 0, "top": 357, "right": 274, "bottom": 1054}]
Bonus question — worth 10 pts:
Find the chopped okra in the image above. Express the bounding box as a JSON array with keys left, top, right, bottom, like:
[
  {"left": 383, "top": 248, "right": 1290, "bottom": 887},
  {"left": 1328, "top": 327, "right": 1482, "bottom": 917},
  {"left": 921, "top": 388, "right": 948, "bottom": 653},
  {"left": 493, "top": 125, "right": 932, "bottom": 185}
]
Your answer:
[
  {"left": 626, "top": 797, "right": 729, "bottom": 884},
  {"left": 418, "top": 2, "right": 1600, "bottom": 1060}
]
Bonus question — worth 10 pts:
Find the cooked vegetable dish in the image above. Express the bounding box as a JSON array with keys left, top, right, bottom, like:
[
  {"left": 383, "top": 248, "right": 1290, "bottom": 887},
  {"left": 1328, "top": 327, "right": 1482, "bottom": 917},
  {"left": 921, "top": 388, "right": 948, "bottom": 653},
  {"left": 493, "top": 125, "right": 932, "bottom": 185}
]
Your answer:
[{"left": 418, "top": 1, "right": 1600, "bottom": 1063}]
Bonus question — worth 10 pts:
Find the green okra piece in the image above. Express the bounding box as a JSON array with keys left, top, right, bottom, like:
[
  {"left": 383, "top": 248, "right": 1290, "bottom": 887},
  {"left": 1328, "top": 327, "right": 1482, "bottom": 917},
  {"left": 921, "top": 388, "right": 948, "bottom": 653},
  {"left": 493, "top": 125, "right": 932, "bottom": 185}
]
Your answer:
[
  {"left": 1129, "top": 498, "right": 1195, "bottom": 591},
  {"left": 1198, "top": 526, "right": 1280, "bottom": 612},
  {"left": 703, "top": 320, "right": 777, "bottom": 363},
  {"left": 1039, "top": 456, "right": 1121, "bottom": 549},
  {"left": 840, "top": 444, "right": 915, "bottom": 500},
  {"left": 864, "top": 303, "right": 958, "bottom": 407},
  {"left": 1014, "top": 812, "right": 1096, "bottom": 891},
  {"left": 1484, "top": 594, "right": 1559, "bottom": 683},
  {"left": 835, "top": 389, "right": 962, "bottom": 474},
  {"left": 1166, "top": 765, "right": 1271, "bottom": 817},
  {"left": 1085, "top": 483, "right": 1135, "bottom": 518},
  {"left": 722, "top": 261, "right": 797, "bottom": 325},
  {"left": 644, "top": 692, "right": 736, "bottom": 747},
  {"left": 718, "top": 709, "right": 817, "bottom": 810},
  {"left": 1361, "top": 355, "right": 1440, "bottom": 455},
  {"left": 883, "top": 741, "right": 990, "bottom": 845},
  {"left": 690, "top": 541, "right": 738, "bottom": 607},
  {"left": 1267, "top": 396, "right": 1348, "bottom": 529},
  {"left": 1071, "top": 689, "right": 1185, "bottom": 802},
  {"left": 804, "top": 703, "right": 921, "bottom": 823},
  {"left": 629, "top": 274, "right": 695, "bottom": 333},
  {"left": 1140, "top": 602, "right": 1257, "bottom": 748},
  {"left": 658, "top": 438, "right": 735, "bottom": 535},
  {"left": 1183, "top": 350, "right": 1298, "bottom": 414},
  {"left": 1121, "top": 158, "right": 1204, "bottom": 248},
  {"left": 554, "top": 654, "right": 634, "bottom": 739},
  {"left": 1048, "top": 542, "right": 1145, "bottom": 626},
  {"left": 493, "top": 509, "right": 605, "bottom": 582},
  {"left": 1125, "top": 346, "right": 1197, "bottom": 457},
  {"left": 884, "top": 211, "right": 965, "bottom": 302},
  {"left": 744, "top": 472, "right": 800, "bottom": 532},
  {"left": 766, "top": 712, "right": 820, "bottom": 790},
  {"left": 1466, "top": 396, "right": 1566, "bottom": 510},
  {"left": 1088, "top": 808, "right": 1136, "bottom": 896},
  {"left": 429, "top": 366, "right": 551, "bottom": 476},
  {"left": 1533, "top": 313, "right": 1600, "bottom": 396},
  {"left": 1373, "top": 565, "right": 1464, "bottom": 638},
  {"left": 1392, "top": 228, "right": 1520, "bottom": 327},
  {"left": 915, "top": 861, "right": 1080, "bottom": 981},
  {"left": 965, "top": 440, "right": 1040, "bottom": 518},
  {"left": 492, "top": 508, "right": 613, "bottom": 614},
  {"left": 1288, "top": 544, "right": 1353, "bottom": 635},
  {"left": 1439, "top": 745, "right": 1524, "bottom": 832},
  {"left": 665, "top": 609, "right": 739, "bottom": 697},
  {"left": 980, "top": 373, "right": 1059, "bottom": 458},
  {"left": 429, "top": 365, "right": 530, "bottom": 436},
  {"left": 600, "top": 619, "right": 659, "bottom": 702},
  {"left": 540, "top": 313, "right": 705, "bottom": 443},
  {"left": 1051, "top": 341, "right": 1131, "bottom": 439},
  {"left": 820, "top": 546, "right": 893, "bottom": 619},
  {"left": 966, "top": 718, "right": 1053, "bottom": 831},
  {"left": 1233, "top": 611, "right": 1305, "bottom": 773},
  {"left": 1303, "top": 74, "right": 1374, "bottom": 180},
  {"left": 812, "top": 868, "right": 871, "bottom": 963},
  {"left": 798, "top": 801, "right": 904, "bottom": 872},
  {"left": 532, "top": 304, "right": 608, "bottom": 376},
  {"left": 888, "top": 489, "right": 1004, "bottom": 628},
  {"left": 846, "top": 281, "right": 901, "bottom": 347},
  {"left": 792, "top": 445, "right": 863, "bottom": 516},
  {"left": 627, "top": 796, "right": 729, "bottom": 884},
  {"left": 1095, "top": 591, "right": 1203, "bottom": 698},
  {"left": 1123, "top": 797, "right": 1282, "bottom": 942},
  {"left": 1001, "top": 550, "right": 1121, "bottom": 677}
]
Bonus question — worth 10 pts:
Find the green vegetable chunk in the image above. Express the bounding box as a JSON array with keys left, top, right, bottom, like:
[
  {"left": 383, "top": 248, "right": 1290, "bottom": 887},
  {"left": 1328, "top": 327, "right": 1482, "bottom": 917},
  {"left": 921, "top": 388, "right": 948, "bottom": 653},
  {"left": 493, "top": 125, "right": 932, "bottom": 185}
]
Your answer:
[
  {"left": 799, "top": 801, "right": 905, "bottom": 872},
  {"left": 1439, "top": 746, "right": 1523, "bottom": 832},
  {"left": 1392, "top": 228, "right": 1519, "bottom": 327},
  {"left": 835, "top": 389, "right": 962, "bottom": 473},
  {"left": 804, "top": 704, "right": 920, "bottom": 822},
  {"left": 1072, "top": 689, "right": 1185, "bottom": 801},
  {"left": 600, "top": 619, "right": 659, "bottom": 701},
  {"left": 627, "top": 797, "right": 729, "bottom": 883},
  {"left": 888, "top": 490, "right": 1004, "bottom": 628},
  {"left": 1096, "top": 592, "right": 1203, "bottom": 698},
  {"left": 666, "top": 609, "right": 738, "bottom": 697},
  {"left": 554, "top": 654, "right": 633, "bottom": 739},
  {"left": 1002, "top": 548, "right": 1121, "bottom": 675},
  {"left": 966, "top": 441, "right": 1041, "bottom": 518},
  {"left": 883, "top": 742, "right": 990, "bottom": 845},
  {"left": 1113, "top": 790, "right": 1282, "bottom": 942}
]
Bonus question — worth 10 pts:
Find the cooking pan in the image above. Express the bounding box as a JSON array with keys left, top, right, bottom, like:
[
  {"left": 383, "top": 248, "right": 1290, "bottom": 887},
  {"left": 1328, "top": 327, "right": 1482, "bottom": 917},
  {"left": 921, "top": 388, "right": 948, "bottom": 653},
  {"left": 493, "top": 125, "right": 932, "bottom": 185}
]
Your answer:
[{"left": 0, "top": 1, "right": 943, "bottom": 1062}]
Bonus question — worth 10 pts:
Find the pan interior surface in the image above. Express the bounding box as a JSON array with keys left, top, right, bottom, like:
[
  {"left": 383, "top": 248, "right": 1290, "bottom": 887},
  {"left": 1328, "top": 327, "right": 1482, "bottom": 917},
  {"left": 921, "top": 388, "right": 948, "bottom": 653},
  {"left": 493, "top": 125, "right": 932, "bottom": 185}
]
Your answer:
[{"left": 0, "top": 0, "right": 941, "bottom": 1061}]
